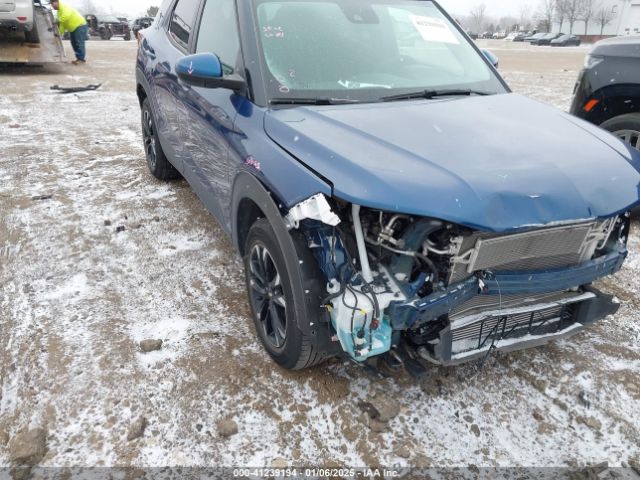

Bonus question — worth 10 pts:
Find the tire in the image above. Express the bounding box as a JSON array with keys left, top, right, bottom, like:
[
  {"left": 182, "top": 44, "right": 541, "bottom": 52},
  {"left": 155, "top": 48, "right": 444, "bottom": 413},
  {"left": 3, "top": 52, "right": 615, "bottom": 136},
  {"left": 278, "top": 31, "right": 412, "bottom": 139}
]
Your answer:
[
  {"left": 600, "top": 113, "right": 640, "bottom": 152},
  {"left": 124, "top": 34, "right": 131, "bottom": 41},
  {"left": 244, "top": 218, "right": 329, "bottom": 370},
  {"left": 24, "top": 26, "right": 39, "bottom": 43},
  {"left": 140, "top": 98, "right": 180, "bottom": 180},
  {"left": 24, "top": 4, "right": 39, "bottom": 43}
]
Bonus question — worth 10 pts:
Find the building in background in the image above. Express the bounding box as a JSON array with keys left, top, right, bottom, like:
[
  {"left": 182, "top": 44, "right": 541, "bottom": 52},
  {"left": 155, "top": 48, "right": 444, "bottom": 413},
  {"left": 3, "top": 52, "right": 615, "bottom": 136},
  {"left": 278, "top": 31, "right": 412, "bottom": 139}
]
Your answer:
[{"left": 553, "top": 0, "right": 640, "bottom": 37}]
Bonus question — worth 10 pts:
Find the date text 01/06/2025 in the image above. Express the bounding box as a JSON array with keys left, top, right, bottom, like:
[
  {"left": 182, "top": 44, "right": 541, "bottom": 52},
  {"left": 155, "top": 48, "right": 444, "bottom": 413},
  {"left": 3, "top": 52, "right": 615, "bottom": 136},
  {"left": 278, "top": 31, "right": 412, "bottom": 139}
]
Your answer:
[{"left": 232, "top": 468, "right": 402, "bottom": 477}]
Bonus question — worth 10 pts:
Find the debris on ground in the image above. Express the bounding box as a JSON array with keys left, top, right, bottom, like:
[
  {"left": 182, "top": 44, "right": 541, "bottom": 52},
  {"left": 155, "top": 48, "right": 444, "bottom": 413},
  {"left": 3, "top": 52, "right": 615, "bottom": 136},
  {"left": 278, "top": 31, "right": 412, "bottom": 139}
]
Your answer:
[
  {"left": 31, "top": 194, "right": 53, "bottom": 201},
  {"left": 139, "top": 339, "right": 162, "bottom": 353},
  {"left": 369, "top": 394, "right": 401, "bottom": 422},
  {"left": 216, "top": 419, "right": 238, "bottom": 438},
  {"left": 127, "top": 416, "right": 148, "bottom": 441},
  {"left": 50, "top": 83, "right": 101, "bottom": 94},
  {"left": 8, "top": 429, "right": 47, "bottom": 465}
]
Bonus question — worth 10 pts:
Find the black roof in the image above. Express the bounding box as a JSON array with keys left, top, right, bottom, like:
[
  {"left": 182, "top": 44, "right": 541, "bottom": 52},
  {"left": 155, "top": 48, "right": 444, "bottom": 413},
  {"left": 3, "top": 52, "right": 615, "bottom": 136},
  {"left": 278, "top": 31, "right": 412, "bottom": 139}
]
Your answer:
[{"left": 591, "top": 35, "right": 640, "bottom": 58}]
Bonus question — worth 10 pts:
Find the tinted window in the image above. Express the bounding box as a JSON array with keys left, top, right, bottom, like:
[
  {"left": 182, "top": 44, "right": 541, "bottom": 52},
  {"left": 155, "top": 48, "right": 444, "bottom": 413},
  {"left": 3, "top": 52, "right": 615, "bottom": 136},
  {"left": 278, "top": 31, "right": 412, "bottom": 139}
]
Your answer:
[
  {"left": 196, "top": 0, "right": 241, "bottom": 74},
  {"left": 169, "top": 0, "right": 199, "bottom": 49}
]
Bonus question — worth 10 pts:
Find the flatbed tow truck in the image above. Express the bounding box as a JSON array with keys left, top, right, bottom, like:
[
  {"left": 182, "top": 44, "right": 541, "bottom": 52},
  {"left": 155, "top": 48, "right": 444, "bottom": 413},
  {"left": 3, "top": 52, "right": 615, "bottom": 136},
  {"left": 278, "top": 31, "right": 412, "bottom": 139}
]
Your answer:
[{"left": 0, "top": 2, "right": 65, "bottom": 64}]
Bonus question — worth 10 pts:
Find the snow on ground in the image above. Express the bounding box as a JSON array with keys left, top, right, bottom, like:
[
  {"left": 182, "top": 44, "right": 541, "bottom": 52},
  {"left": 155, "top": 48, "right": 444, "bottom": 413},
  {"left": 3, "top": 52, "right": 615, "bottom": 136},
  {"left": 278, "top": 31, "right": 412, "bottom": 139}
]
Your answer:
[{"left": 0, "top": 41, "right": 639, "bottom": 470}]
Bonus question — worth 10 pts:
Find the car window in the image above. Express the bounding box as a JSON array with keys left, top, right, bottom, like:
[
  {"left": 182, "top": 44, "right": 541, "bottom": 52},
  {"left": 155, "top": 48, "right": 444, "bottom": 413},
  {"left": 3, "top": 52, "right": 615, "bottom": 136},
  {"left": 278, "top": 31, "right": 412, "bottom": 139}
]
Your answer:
[
  {"left": 99, "top": 15, "right": 122, "bottom": 23},
  {"left": 253, "top": 0, "right": 506, "bottom": 102},
  {"left": 169, "top": 0, "right": 199, "bottom": 49},
  {"left": 195, "top": 0, "right": 241, "bottom": 75}
]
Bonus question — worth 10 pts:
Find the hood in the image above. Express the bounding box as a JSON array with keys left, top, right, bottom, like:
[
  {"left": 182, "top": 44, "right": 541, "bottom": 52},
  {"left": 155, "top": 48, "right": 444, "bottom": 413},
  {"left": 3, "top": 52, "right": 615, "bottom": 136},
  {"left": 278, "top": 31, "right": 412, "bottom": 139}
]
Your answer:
[{"left": 264, "top": 93, "right": 640, "bottom": 232}]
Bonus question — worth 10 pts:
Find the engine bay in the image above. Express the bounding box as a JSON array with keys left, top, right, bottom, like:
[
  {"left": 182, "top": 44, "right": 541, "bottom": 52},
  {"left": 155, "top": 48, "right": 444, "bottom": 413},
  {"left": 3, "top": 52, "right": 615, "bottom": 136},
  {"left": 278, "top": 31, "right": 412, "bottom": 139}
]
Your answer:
[{"left": 286, "top": 194, "right": 630, "bottom": 365}]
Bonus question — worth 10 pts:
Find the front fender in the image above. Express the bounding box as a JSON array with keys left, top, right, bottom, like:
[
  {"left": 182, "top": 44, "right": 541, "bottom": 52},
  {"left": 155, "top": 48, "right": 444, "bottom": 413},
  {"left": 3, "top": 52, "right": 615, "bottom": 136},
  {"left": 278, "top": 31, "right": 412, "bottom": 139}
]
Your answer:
[{"left": 231, "top": 171, "right": 317, "bottom": 335}]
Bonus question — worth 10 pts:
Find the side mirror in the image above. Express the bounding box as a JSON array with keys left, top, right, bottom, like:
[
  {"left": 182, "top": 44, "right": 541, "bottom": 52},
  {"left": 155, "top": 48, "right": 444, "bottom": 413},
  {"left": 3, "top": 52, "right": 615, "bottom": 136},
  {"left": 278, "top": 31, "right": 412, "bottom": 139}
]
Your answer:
[
  {"left": 481, "top": 49, "right": 499, "bottom": 69},
  {"left": 176, "top": 53, "right": 246, "bottom": 93}
]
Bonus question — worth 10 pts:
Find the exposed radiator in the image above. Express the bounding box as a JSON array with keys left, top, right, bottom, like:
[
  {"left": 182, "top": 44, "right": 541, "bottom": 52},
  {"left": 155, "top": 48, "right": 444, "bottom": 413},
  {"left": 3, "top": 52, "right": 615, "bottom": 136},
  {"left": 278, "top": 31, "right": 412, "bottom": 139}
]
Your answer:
[{"left": 446, "top": 220, "right": 615, "bottom": 284}]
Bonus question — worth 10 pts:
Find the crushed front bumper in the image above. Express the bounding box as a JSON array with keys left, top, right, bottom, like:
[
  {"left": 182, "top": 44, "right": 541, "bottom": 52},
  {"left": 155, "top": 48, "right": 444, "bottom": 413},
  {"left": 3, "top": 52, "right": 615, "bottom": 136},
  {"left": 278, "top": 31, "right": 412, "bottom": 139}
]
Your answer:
[
  {"left": 433, "top": 286, "right": 619, "bottom": 365},
  {"left": 387, "top": 244, "right": 626, "bottom": 365},
  {"left": 388, "top": 244, "right": 627, "bottom": 330}
]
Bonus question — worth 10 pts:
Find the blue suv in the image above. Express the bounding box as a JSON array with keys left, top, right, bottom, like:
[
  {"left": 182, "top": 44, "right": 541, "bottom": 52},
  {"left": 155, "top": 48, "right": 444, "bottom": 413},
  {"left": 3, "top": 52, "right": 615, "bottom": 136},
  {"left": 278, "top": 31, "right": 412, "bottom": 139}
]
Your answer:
[{"left": 136, "top": 0, "right": 640, "bottom": 371}]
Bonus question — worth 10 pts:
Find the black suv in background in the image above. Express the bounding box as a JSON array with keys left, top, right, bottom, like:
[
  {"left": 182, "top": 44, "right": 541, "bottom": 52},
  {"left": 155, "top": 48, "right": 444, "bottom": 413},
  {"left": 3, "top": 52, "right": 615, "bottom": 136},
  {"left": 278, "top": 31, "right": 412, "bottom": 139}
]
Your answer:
[
  {"left": 570, "top": 36, "right": 640, "bottom": 152},
  {"left": 86, "top": 14, "right": 131, "bottom": 40},
  {"left": 131, "top": 17, "right": 153, "bottom": 40}
]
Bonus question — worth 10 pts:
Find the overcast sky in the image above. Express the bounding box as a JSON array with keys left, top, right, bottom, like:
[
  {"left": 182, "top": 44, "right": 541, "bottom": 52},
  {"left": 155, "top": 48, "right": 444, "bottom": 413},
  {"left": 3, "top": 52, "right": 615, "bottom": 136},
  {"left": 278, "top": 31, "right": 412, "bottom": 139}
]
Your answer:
[
  {"left": 66, "top": 0, "right": 537, "bottom": 20},
  {"left": 439, "top": 0, "right": 535, "bottom": 17}
]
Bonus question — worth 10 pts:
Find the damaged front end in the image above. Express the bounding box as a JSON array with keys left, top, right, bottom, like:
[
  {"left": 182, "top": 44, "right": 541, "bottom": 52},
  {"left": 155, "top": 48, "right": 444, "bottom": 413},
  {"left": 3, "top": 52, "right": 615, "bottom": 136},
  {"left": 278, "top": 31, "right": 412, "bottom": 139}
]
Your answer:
[{"left": 285, "top": 194, "right": 630, "bottom": 366}]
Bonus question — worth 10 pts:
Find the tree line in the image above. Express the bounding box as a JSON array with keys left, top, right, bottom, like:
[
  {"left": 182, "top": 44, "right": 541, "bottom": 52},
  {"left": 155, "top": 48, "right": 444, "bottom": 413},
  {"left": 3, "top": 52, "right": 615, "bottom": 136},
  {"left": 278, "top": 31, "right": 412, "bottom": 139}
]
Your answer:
[{"left": 464, "top": 0, "right": 618, "bottom": 35}]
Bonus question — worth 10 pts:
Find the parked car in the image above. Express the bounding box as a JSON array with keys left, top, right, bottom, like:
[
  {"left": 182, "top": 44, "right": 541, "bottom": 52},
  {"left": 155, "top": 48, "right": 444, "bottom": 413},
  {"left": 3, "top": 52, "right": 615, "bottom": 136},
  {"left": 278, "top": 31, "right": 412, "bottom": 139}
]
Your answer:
[
  {"left": 492, "top": 31, "right": 506, "bottom": 39},
  {"left": 0, "top": 0, "right": 38, "bottom": 42},
  {"left": 466, "top": 30, "right": 478, "bottom": 40},
  {"left": 531, "top": 32, "right": 564, "bottom": 45},
  {"left": 513, "top": 31, "right": 532, "bottom": 42},
  {"left": 551, "top": 34, "right": 581, "bottom": 47},
  {"left": 504, "top": 32, "right": 518, "bottom": 41},
  {"left": 570, "top": 36, "right": 640, "bottom": 153},
  {"left": 131, "top": 16, "right": 153, "bottom": 39},
  {"left": 86, "top": 14, "right": 131, "bottom": 40},
  {"left": 525, "top": 32, "right": 548, "bottom": 43},
  {"left": 480, "top": 31, "right": 493, "bottom": 39},
  {"left": 136, "top": 0, "right": 640, "bottom": 371}
]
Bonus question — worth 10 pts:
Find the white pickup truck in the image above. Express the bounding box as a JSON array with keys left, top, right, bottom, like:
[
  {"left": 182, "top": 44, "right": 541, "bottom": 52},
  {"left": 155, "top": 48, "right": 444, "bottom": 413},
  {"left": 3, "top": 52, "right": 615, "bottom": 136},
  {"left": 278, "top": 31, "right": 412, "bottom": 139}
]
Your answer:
[{"left": 0, "top": 0, "right": 38, "bottom": 42}]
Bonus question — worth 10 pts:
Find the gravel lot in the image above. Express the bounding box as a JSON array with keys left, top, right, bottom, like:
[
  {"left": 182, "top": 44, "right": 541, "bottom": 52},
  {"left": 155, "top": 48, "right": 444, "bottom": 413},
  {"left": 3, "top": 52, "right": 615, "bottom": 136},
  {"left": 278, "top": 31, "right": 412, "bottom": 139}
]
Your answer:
[{"left": 0, "top": 39, "right": 639, "bottom": 471}]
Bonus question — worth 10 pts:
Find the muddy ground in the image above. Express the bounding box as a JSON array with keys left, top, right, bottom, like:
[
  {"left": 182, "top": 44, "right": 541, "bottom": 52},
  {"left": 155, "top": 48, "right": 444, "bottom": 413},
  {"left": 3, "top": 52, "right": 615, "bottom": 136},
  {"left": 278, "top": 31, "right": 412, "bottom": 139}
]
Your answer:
[{"left": 0, "top": 40, "right": 639, "bottom": 470}]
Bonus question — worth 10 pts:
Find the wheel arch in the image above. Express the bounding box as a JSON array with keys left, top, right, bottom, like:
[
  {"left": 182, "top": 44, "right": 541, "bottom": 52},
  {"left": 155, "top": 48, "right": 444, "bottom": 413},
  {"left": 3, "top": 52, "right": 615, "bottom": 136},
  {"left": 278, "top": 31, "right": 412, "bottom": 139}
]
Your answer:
[
  {"left": 231, "top": 171, "right": 318, "bottom": 335},
  {"left": 135, "top": 67, "right": 150, "bottom": 107},
  {"left": 231, "top": 171, "right": 289, "bottom": 254},
  {"left": 136, "top": 82, "right": 147, "bottom": 107},
  {"left": 585, "top": 84, "right": 640, "bottom": 126}
]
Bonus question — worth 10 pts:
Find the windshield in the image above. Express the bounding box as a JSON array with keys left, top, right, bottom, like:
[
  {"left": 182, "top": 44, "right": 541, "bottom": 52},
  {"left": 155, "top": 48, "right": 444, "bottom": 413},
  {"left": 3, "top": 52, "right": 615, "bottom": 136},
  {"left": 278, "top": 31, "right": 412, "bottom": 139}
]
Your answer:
[{"left": 253, "top": 0, "right": 507, "bottom": 103}]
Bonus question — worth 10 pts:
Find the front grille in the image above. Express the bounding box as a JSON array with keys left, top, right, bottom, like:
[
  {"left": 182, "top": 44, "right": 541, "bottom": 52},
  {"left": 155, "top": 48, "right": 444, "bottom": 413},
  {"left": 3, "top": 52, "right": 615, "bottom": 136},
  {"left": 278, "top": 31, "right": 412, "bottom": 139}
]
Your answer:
[
  {"left": 448, "top": 222, "right": 595, "bottom": 284},
  {"left": 451, "top": 303, "right": 577, "bottom": 356}
]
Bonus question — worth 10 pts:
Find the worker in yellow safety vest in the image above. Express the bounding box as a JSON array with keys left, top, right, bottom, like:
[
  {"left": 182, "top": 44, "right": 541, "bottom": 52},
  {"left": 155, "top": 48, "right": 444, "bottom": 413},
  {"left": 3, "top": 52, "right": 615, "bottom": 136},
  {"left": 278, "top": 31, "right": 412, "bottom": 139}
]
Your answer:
[{"left": 51, "top": 0, "right": 88, "bottom": 65}]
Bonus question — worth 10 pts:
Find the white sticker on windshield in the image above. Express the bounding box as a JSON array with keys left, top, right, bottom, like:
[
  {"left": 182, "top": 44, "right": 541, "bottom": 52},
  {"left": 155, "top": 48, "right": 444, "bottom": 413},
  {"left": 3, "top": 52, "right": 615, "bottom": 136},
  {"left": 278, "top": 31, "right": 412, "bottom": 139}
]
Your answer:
[{"left": 409, "top": 15, "right": 459, "bottom": 44}]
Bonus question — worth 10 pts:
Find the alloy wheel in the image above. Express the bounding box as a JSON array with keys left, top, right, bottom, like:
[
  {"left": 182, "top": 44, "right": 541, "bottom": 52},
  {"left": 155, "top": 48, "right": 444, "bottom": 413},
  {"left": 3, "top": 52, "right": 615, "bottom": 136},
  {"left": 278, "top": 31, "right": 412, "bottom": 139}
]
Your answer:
[
  {"left": 142, "top": 109, "right": 157, "bottom": 170},
  {"left": 248, "top": 243, "right": 287, "bottom": 348},
  {"left": 613, "top": 129, "right": 640, "bottom": 152}
]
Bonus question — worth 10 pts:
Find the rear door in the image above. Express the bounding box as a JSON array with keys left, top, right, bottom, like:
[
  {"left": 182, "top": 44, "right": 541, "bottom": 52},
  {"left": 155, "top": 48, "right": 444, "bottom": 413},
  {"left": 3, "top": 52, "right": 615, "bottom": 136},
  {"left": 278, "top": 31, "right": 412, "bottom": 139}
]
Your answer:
[{"left": 148, "top": 0, "right": 201, "bottom": 172}]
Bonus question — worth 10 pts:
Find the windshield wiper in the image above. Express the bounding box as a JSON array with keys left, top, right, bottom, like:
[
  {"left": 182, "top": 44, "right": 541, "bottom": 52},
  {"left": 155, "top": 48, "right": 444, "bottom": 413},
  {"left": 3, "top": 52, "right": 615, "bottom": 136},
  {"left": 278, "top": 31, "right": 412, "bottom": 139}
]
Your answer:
[
  {"left": 269, "top": 97, "right": 361, "bottom": 105},
  {"left": 381, "top": 89, "right": 492, "bottom": 102}
]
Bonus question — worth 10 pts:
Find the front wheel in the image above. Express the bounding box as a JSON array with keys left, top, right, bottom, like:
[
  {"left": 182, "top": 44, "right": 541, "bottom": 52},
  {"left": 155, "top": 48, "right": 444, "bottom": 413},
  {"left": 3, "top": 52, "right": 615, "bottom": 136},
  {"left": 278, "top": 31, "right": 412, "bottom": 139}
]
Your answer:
[
  {"left": 601, "top": 113, "right": 640, "bottom": 152},
  {"left": 244, "top": 218, "right": 330, "bottom": 370},
  {"left": 140, "top": 98, "right": 180, "bottom": 180}
]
